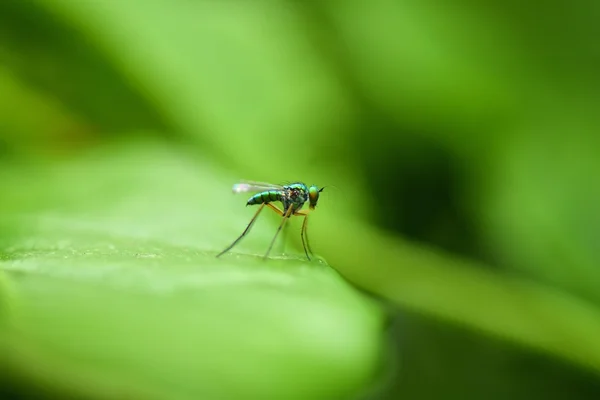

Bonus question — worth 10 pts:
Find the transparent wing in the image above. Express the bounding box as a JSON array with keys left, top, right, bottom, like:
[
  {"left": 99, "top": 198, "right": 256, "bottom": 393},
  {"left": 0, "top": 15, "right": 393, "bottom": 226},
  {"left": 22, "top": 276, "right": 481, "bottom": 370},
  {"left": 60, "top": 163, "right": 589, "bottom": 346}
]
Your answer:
[{"left": 231, "top": 180, "right": 284, "bottom": 194}]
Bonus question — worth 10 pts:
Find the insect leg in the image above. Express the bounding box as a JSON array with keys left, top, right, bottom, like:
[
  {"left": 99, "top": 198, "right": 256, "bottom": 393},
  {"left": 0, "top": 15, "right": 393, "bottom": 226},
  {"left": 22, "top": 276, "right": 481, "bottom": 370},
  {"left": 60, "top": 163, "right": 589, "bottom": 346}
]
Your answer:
[
  {"left": 266, "top": 203, "right": 289, "bottom": 255},
  {"left": 295, "top": 210, "right": 313, "bottom": 260},
  {"left": 263, "top": 206, "right": 294, "bottom": 260},
  {"left": 266, "top": 203, "right": 284, "bottom": 216},
  {"left": 280, "top": 219, "right": 290, "bottom": 255},
  {"left": 216, "top": 203, "right": 266, "bottom": 258}
]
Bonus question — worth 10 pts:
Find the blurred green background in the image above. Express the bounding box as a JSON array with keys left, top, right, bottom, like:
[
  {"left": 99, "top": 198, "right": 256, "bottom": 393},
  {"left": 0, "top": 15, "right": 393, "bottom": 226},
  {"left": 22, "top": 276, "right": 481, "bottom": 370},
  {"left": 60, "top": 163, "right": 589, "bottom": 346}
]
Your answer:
[{"left": 1, "top": 1, "right": 600, "bottom": 399}]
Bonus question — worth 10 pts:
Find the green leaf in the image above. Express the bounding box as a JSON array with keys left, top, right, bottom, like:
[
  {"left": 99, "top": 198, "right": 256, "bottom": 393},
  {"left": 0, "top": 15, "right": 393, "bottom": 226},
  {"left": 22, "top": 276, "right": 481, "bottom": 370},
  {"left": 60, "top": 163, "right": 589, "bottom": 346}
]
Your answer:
[
  {"left": 480, "top": 112, "right": 600, "bottom": 303},
  {"left": 309, "top": 209, "right": 600, "bottom": 374},
  {"left": 0, "top": 141, "right": 384, "bottom": 400},
  {"left": 38, "top": 0, "right": 356, "bottom": 186},
  {"left": 320, "top": 0, "right": 521, "bottom": 138},
  {"left": 18, "top": 0, "right": 600, "bottom": 381},
  {"left": 0, "top": 1, "right": 166, "bottom": 134},
  {"left": 4, "top": 1, "right": 600, "bottom": 397}
]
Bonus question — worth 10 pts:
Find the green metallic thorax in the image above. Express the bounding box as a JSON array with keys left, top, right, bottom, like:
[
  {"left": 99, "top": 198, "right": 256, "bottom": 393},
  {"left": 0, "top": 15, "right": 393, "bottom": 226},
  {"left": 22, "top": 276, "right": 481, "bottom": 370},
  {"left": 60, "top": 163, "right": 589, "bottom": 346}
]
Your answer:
[{"left": 247, "top": 183, "right": 309, "bottom": 215}]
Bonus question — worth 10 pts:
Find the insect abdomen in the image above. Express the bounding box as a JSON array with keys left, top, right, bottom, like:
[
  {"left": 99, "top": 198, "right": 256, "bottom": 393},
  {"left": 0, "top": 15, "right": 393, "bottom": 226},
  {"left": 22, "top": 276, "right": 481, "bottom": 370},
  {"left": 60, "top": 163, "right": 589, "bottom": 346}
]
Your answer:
[{"left": 247, "top": 190, "right": 281, "bottom": 205}]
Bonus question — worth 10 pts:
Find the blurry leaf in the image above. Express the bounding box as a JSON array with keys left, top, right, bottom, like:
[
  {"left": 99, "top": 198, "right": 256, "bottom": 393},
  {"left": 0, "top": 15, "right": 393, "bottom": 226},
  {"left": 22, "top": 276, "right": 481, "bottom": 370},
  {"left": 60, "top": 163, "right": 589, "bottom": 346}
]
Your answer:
[
  {"left": 41, "top": 0, "right": 354, "bottom": 182},
  {"left": 4, "top": 0, "right": 600, "bottom": 397},
  {"left": 0, "top": 1, "right": 167, "bottom": 134},
  {"left": 0, "top": 140, "right": 384, "bottom": 400},
  {"left": 320, "top": 0, "right": 522, "bottom": 144},
  {"left": 480, "top": 112, "right": 600, "bottom": 303},
  {"left": 382, "top": 313, "right": 600, "bottom": 400},
  {"left": 0, "top": 64, "right": 90, "bottom": 157},
  {"left": 0, "top": 271, "right": 15, "bottom": 327},
  {"left": 309, "top": 208, "right": 600, "bottom": 375}
]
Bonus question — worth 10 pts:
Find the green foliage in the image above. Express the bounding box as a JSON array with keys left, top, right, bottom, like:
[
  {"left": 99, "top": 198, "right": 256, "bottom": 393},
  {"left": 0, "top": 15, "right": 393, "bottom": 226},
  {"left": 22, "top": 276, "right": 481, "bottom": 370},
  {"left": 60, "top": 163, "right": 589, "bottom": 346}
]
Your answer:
[
  {"left": 1, "top": 0, "right": 600, "bottom": 399},
  {"left": 0, "top": 142, "right": 383, "bottom": 399}
]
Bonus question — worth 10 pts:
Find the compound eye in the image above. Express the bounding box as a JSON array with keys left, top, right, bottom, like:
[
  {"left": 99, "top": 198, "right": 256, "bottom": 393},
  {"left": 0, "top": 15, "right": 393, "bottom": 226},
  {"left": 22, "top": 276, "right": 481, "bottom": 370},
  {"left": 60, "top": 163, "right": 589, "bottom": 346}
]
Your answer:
[{"left": 307, "top": 187, "right": 319, "bottom": 206}]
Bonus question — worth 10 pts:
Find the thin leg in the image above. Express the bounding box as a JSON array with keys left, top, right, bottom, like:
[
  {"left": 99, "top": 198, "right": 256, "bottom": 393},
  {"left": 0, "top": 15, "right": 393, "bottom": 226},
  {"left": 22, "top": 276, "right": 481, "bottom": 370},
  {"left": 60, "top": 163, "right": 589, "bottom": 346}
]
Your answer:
[
  {"left": 300, "top": 214, "right": 312, "bottom": 260},
  {"left": 294, "top": 210, "right": 314, "bottom": 261},
  {"left": 266, "top": 203, "right": 284, "bottom": 216},
  {"left": 216, "top": 203, "right": 266, "bottom": 258},
  {"left": 266, "top": 203, "right": 289, "bottom": 254},
  {"left": 279, "top": 219, "right": 289, "bottom": 255},
  {"left": 263, "top": 206, "right": 293, "bottom": 259}
]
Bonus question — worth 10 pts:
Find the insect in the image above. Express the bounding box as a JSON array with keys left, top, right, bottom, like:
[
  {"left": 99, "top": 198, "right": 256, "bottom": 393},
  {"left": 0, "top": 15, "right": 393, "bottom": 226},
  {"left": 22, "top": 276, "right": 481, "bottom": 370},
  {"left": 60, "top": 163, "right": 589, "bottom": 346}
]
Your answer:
[{"left": 216, "top": 180, "right": 324, "bottom": 260}]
